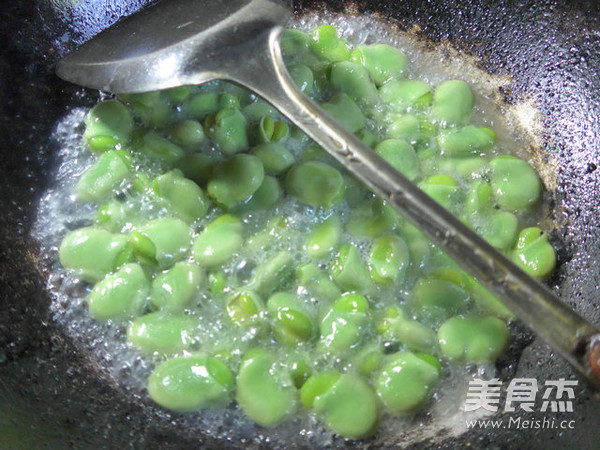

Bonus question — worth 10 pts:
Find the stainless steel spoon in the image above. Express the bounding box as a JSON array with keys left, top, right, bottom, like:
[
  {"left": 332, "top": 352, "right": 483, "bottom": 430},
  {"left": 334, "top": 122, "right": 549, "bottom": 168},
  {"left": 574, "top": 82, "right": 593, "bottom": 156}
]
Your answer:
[{"left": 56, "top": 0, "right": 600, "bottom": 389}]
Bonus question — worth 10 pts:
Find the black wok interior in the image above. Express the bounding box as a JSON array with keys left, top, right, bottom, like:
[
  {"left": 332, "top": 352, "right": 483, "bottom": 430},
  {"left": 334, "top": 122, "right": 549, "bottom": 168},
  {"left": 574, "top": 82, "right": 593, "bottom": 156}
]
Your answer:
[{"left": 1, "top": 0, "right": 599, "bottom": 447}]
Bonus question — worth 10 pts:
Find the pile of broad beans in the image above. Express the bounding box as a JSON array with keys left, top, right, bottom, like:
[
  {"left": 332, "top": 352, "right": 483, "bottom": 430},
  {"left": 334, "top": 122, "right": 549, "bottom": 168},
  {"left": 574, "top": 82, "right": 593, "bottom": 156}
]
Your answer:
[{"left": 57, "top": 24, "right": 555, "bottom": 439}]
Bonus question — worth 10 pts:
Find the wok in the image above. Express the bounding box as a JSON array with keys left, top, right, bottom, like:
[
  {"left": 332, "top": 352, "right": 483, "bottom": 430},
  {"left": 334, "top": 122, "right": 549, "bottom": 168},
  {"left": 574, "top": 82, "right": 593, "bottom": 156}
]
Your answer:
[{"left": 1, "top": 0, "right": 599, "bottom": 447}]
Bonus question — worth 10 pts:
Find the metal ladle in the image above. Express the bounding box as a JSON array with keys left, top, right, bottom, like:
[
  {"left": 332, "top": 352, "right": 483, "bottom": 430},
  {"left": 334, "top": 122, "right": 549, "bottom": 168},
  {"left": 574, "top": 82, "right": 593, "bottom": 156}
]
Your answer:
[{"left": 56, "top": 0, "right": 600, "bottom": 389}]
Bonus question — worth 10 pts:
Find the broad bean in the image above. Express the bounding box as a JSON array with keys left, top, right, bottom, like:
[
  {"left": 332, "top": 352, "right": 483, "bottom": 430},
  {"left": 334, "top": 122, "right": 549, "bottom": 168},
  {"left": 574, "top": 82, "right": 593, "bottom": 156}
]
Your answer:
[
  {"left": 148, "top": 355, "right": 234, "bottom": 412},
  {"left": 204, "top": 108, "right": 248, "bottom": 154},
  {"left": 489, "top": 155, "right": 542, "bottom": 211},
  {"left": 207, "top": 154, "right": 264, "bottom": 208},
  {"left": 59, "top": 227, "right": 129, "bottom": 282},
  {"left": 300, "top": 372, "right": 378, "bottom": 439},
  {"left": 432, "top": 80, "right": 474, "bottom": 126},
  {"left": 131, "top": 218, "right": 191, "bottom": 268},
  {"left": 375, "top": 351, "right": 440, "bottom": 414},
  {"left": 87, "top": 263, "right": 148, "bottom": 321},
  {"left": 152, "top": 170, "right": 210, "bottom": 223},
  {"left": 438, "top": 314, "right": 509, "bottom": 363},
  {"left": 236, "top": 348, "right": 298, "bottom": 426},
  {"left": 511, "top": 227, "right": 556, "bottom": 279},
  {"left": 285, "top": 161, "right": 345, "bottom": 208},
  {"left": 151, "top": 261, "right": 205, "bottom": 311},
  {"left": 83, "top": 100, "right": 133, "bottom": 151},
  {"left": 330, "top": 244, "right": 373, "bottom": 294},
  {"left": 304, "top": 216, "right": 342, "bottom": 259},
  {"left": 192, "top": 214, "right": 243, "bottom": 268},
  {"left": 127, "top": 311, "right": 198, "bottom": 354},
  {"left": 76, "top": 150, "right": 131, "bottom": 202},
  {"left": 267, "top": 292, "right": 317, "bottom": 346},
  {"left": 351, "top": 43, "right": 408, "bottom": 86}
]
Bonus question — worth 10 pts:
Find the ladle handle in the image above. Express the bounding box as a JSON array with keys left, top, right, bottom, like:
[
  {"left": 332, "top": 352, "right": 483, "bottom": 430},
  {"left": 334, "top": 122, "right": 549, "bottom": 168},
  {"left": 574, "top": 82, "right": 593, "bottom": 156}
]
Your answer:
[{"left": 230, "top": 26, "right": 600, "bottom": 390}]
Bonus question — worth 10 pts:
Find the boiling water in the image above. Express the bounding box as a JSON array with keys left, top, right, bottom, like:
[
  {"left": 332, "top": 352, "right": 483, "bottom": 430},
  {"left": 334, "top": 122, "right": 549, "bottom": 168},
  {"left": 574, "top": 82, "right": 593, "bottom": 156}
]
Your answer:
[{"left": 32, "top": 9, "right": 551, "bottom": 448}]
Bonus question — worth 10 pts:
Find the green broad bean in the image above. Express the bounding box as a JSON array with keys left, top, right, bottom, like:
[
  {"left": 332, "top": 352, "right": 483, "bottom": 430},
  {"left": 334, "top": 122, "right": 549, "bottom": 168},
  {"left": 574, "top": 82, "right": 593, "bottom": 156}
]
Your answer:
[
  {"left": 438, "top": 125, "right": 496, "bottom": 157},
  {"left": 296, "top": 263, "right": 342, "bottom": 304},
  {"left": 139, "top": 131, "right": 185, "bottom": 165},
  {"left": 219, "top": 92, "right": 241, "bottom": 109},
  {"left": 369, "top": 235, "right": 410, "bottom": 285},
  {"left": 249, "top": 251, "right": 295, "bottom": 296},
  {"left": 130, "top": 171, "right": 153, "bottom": 194},
  {"left": 245, "top": 215, "right": 290, "bottom": 251},
  {"left": 352, "top": 344, "right": 384, "bottom": 375},
  {"left": 184, "top": 92, "right": 220, "bottom": 118},
  {"left": 148, "top": 354, "right": 234, "bottom": 412},
  {"left": 410, "top": 273, "right": 471, "bottom": 322},
  {"left": 379, "top": 79, "right": 432, "bottom": 110},
  {"left": 59, "top": 227, "right": 129, "bottom": 283},
  {"left": 377, "top": 307, "right": 437, "bottom": 353},
  {"left": 310, "top": 24, "right": 350, "bottom": 63},
  {"left": 207, "top": 154, "right": 264, "bottom": 208},
  {"left": 465, "top": 179, "right": 492, "bottom": 216},
  {"left": 418, "top": 174, "right": 460, "bottom": 211},
  {"left": 281, "top": 29, "right": 311, "bottom": 55},
  {"left": 328, "top": 61, "right": 378, "bottom": 105},
  {"left": 164, "top": 86, "right": 191, "bottom": 103},
  {"left": 320, "top": 93, "right": 365, "bottom": 133},
  {"left": 478, "top": 210, "right": 519, "bottom": 251},
  {"left": 511, "top": 227, "right": 556, "bottom": 279},
  {"left": 151, "top": 261, "right": 205, "bottom": 311},
  {"left": 489, "top": 155, "right": 542, "bottom": 211},
  {"left": 192, "top": 214, "right": 243, "bottom": 268},
  {"left": 298, "top": 143, "right": 335, "bottom": 165},
  {"left": 241, "top": 99, "right": 277, "bottom": 124},
  {"left": 267, "top": 292, "right": 317, "bottom": 346},
  {"left": 350, "top": 43, "right": 408, "bottom": 86},
  {"left": 346, "top": 198, "right": 399, "bottom": 238},
  {"left": 208, "top": 271, "right": 227, "bottom": 296},
  {"left": 235, "top": 348, "right": 298, "bottom": 427},
  {"left": 119, "top": 91, "right": 172, "bottom": 127},
  {"left": 256, "top": 116, "right": 289, "bottom": 144},
  {"left": 127, "top": 312, "right": 198, "bottom": 355},
  {"left": 131, "top": 217, "right": 191, "bottom": 268},
  {"left": 96, "top": 199, "right": 129, "bottom": 232},
  {"left": 356, "top": 128, "right": 378, "bottom": 147},
  {"left": 285, "top": 160, "right": 345, "bottom": 208},
  {"left": 375, "top": 351, "right": 440, "bottom": 414},
  {"left": 386, "top": 114, "right": 421, "bottom": 143},
  {"left": 204, "top": 108, "right": 248, "bottom": 154},
  {"left": 399, "top": 222, "right": 431, "bottom": 270},
  {"left": 319, "top": 294, "right": 369, "bottom": 353},
  {"left": 235, "top": 176, "right": 282, "bottom": 212},
  {"left": 288, "top": 355, "right": 312, "bottom": 388},
  {"left": 300, "top": 372, "right": 379, "bottom": 439},
  {"left": 466, "top": 277, "right": 513, "bottom": 319},
  {"left": 432, "top": 80, "right": 474, "bottom": 126},
  {"left": 175, "top": 153, "right": 214, "bottom": 186},
  {"left": 439, "top": 156, "right": 488, "bottom": 180},
  {"left": 343, "top": 173, "right": 370, "bottom": 206},
  {"left": 250, "top": 142, "right": 294, "bottom": 174},
  {"left": 87, "top": 263, "right": 148, "bottom": 321},
  {"left": 76, "top": 150, "right": 131, "bottom": 202},
  {"left": 300, "top": 372, "right": 339, "bottom": 408},
  {"left": 304, "top": 216, "right": 342, "bottom": 259},
  {"left": 287, "top": 63, "right": 314, "bottom": 94},
  {"left": 152, "top": 170, "right": 210, "bottom": 223},
  {"left": 438, "top": 315, "right": 509, "bottom": 363},
  {"left": 330, "top": 244, "right": 373, "bottom": 294},
  {"left": 83, "top": 100, "right": 133, "bottom": 151},
  {"left": 226, "top": 289, "right": 265, "bottom": 326},
  {"left": 374, "top": 139, "right": 420, "bottom": 181},
  {"left": 167, "top": 119, "right": 205, "bottom": 149}
]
